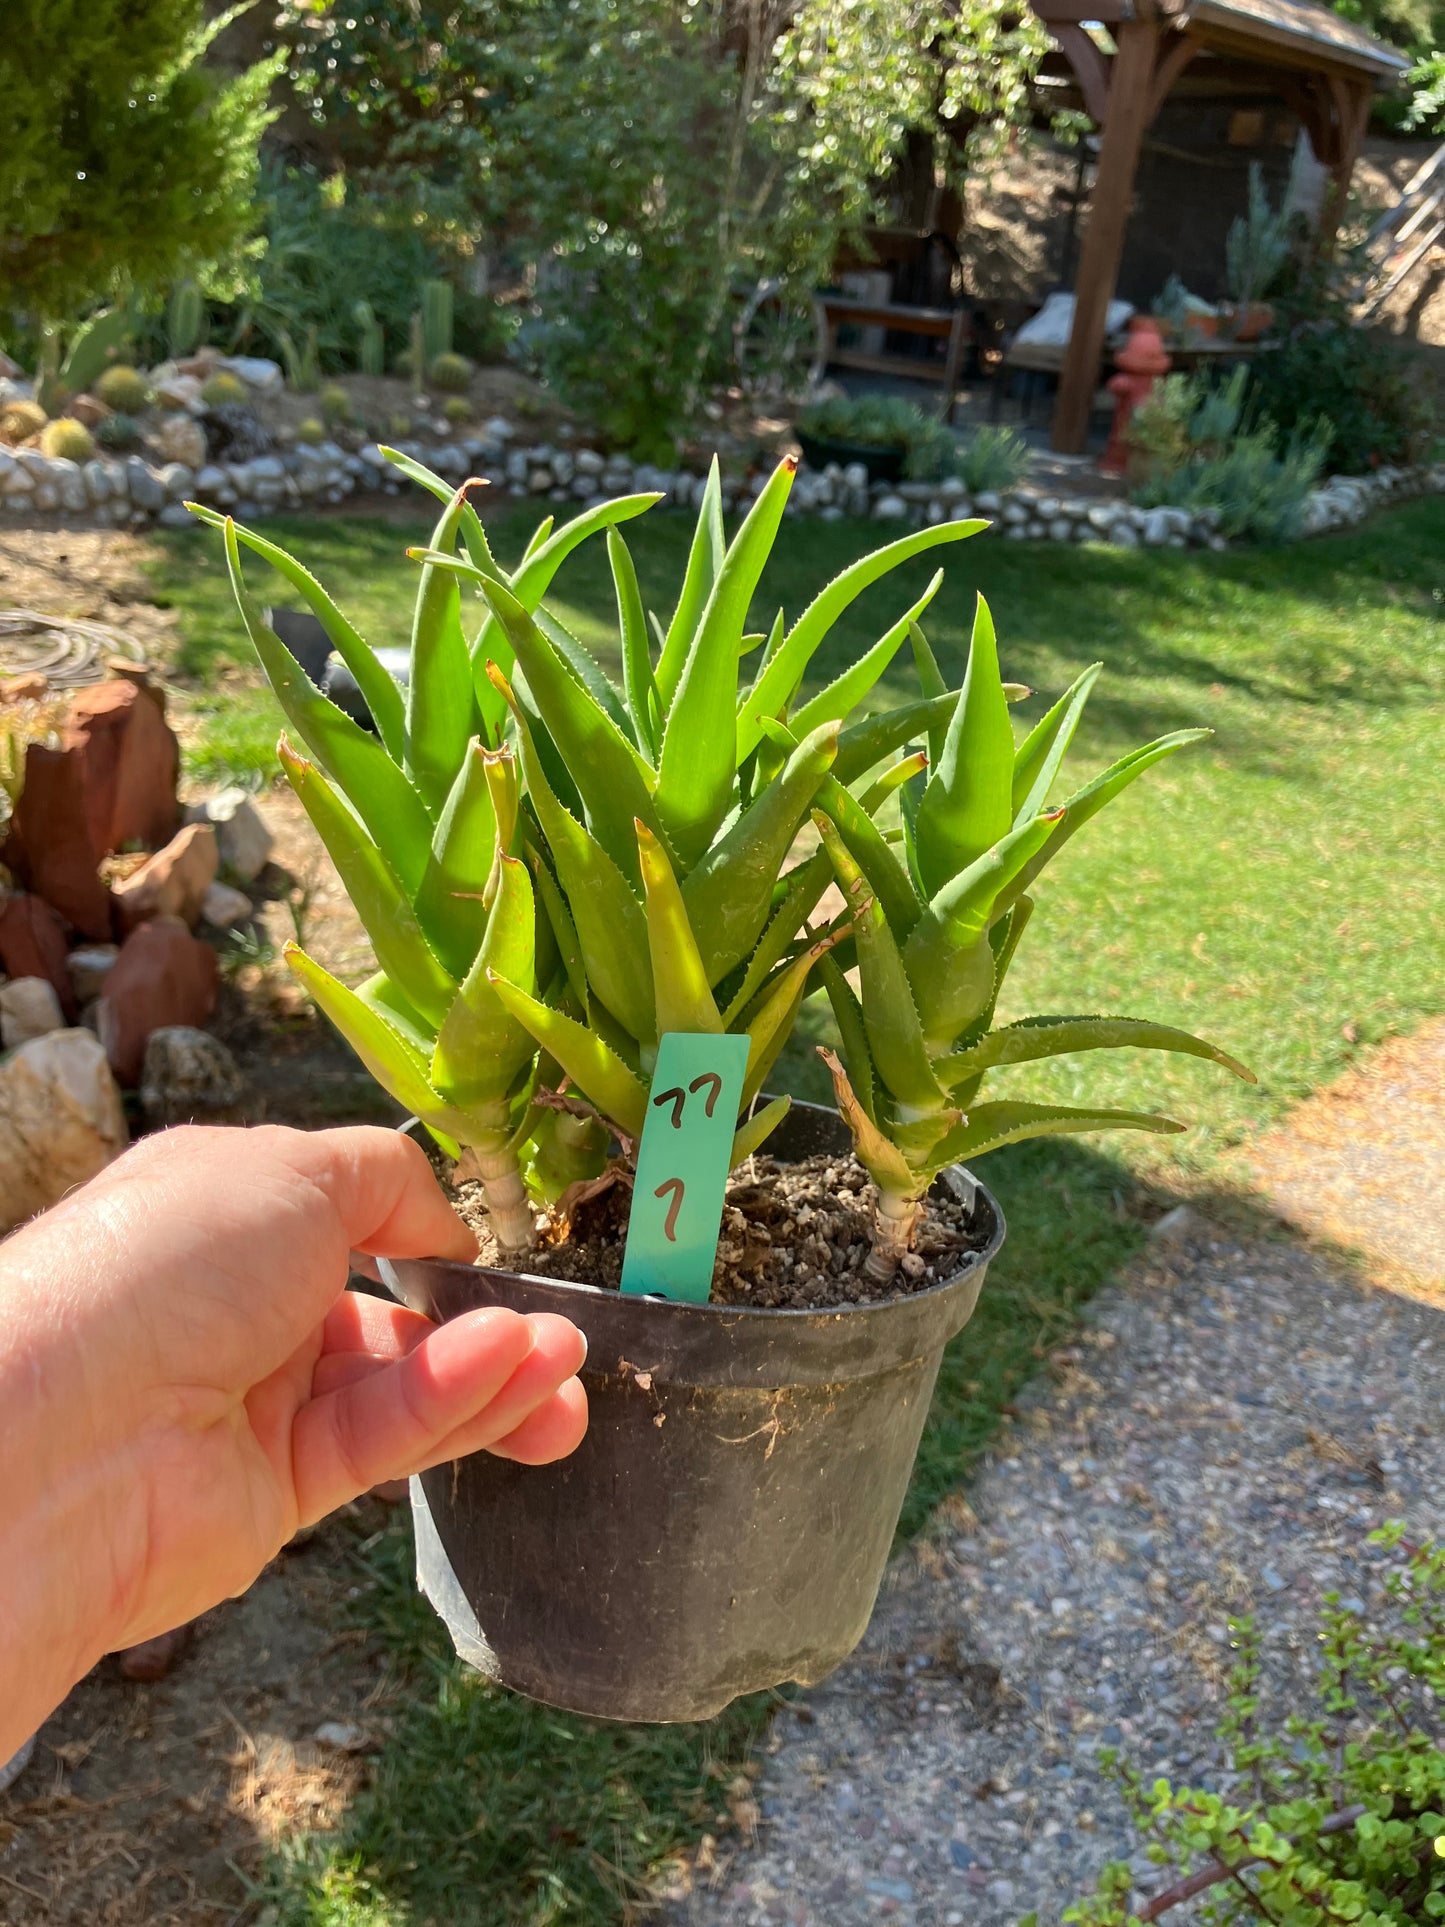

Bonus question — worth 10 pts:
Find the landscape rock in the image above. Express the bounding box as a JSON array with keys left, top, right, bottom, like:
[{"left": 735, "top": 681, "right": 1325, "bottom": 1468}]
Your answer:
[
  {"left": 217, "top": 355, "right": 284, "bottom": 393},
  {"left": 0, "top": 893, "right": 77, "bottom": 1015},
  {"left": 0, "top": 1028, "right": 128, "bottom": 1232},
  {"left": 112, "top": 821, "right": 219, "bottom": 928},
  {"left": 67, "top": 943, "right": 120, "bottom": 1003},
  {"left": 140, "top": 1026, "right": 245, "bottom": 1127},
  {"left": 125, "top": 457, "right": 165, "bottom": 512},
  {"left": 96, "top": 917, "right": 220, "bottom": 1086},
  {"left": 872, "top": 493, "right": 908, "bottom": 521},
  {"left": 0, "top": 977, "right": 66, "bottom": 1048},
  {"left": 63, "top": 675, "right": 181, "bottom": 856},
  {"left": 200, "top": 880, "right": 253, "bottom": 928},
  {"left": 185, "top": 786, "right": 273, "bottom": 881},
  {"left": 0, "top": 742, "right": 114, "bottom": 940}
]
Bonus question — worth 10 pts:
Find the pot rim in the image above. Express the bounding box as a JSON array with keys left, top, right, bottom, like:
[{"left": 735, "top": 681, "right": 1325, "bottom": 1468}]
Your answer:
[{"left": 396, "top": 1107, "right": 1006, "bottom": 1327}]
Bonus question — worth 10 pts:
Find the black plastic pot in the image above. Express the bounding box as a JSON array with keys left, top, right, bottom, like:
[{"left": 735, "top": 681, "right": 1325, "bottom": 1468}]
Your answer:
[
  {"left": 795, "top": 430, "right": 906, "bottom": 484},
  {"left": 381, "top": 1102, "right": 1003, "bottom": 1723}
]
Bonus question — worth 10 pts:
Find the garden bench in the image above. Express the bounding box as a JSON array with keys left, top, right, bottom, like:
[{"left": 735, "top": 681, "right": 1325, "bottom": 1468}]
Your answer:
[{"left": 811, "top": 295, "right": 970, "bottom": 420}]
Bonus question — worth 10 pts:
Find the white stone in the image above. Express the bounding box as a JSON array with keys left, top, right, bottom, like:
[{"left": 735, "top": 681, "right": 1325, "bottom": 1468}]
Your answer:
[
  {"left": 156, "top": 462, "right": 194, "bottom": 500},
  {"left": 125, "top": 458, "right": 164, "bottom": 512},
  {"left": 54, "top": 460, "right": 88, "bottom": 513},
  {"left": 819, "top": 504, "right": 845, "bottom": 522},
  {"left": 0, "top": 1029, "right": 128, "bottom": 1233},
  {"left": 1048, "top": 517, "right": 1073, "bottom": 542},
  {"left": 1140, "top": 509, "right": 1172, "bottom": 547},
  {"left": 973, "top": 490, "right": 1003, "bottom": 513},
  {"left": 1110, "top": 522, "right": 1141, "bottom": 548},
  {"left": 1036, "top": 496, "right": 1060, "bottom": 519},
  {"left": 842, "top": 462, "right": 869, "bottom": 491},
  {"left": 140, "top": 1026, "right": 244, "bottom": 1127},
  {"left": 184, "top": 787, "right": 273, "bottom": 881},
  {"left": 67, "top": 945, "right": 119, "bottom": 1002},
  {"left": 32, "top": 484, "right": 59, "bottom": 513},
  {"left": 83, "top": 459, "right": 111, "bottom": 505},
  {"left": 0, "top": 978, "right": 65, "bottom": 1048},
  {"left": 570, "top": 475, "right": 600, "bottom": 500},
  {"left": 504, "top": 449, "right": 529, "bottom": 486},
  {"left": 482, "top": 415, "right": 513, "bottom": 443},
  {"left": 1001, "top": 501, "right": 1029, "bottom": 525},
  {"left": 1, "top": 461, "right": 34, "bottom": 497},
  {"left": 158, "top": 503, "right": 194, "bottom": 530},
  {"left": 573, "top": 447, "right": 605, "bottom": 476},
  {"left": 527, "top": 467, "right": 553, "bottom": 493},
  {"left": 217, "top": 355, "right": 284, "bottom": 393},
  {"left": 872, "top": 493, "right": 908, "bottom": 521},
  {"left": 550, "top": 450, "right": 575, "bottom": 485}
]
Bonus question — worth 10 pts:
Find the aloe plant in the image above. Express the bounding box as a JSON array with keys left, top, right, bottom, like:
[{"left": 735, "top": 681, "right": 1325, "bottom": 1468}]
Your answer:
[
  {"left": 812, "top": 594, "right": 1256, "bottom": 1283},
  {"left": 194, "top": 451, "right": 990, "bottom": 1259}
]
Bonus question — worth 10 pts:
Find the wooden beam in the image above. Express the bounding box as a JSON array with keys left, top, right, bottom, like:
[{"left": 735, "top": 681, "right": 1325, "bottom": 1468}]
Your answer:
[
  {"left": 1052, "top": 17, "right": 1161, "bottom": 452},
  {"left": 1029, "top": 0, "right": 1127, "bottom": 21},
  {"left": 1051, "top": 22, "right": 1114, "bottom": 125},
  {"left": 1318, "top": 77, "right": 1373, "bottom": 251},
  {"left": 1147, "top": 27, "right": 1202, "bottom": 121}
]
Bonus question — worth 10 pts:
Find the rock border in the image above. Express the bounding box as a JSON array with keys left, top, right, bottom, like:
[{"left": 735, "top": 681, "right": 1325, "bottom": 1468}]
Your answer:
[{"left": 2, "top": 417, "right": 1441, "bottom": 549}]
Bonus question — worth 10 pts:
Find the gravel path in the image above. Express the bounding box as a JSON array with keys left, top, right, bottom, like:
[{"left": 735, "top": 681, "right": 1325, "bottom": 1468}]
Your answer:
[{"left": 673, "top": 1216, "right": 1445, "bottom": 1927}]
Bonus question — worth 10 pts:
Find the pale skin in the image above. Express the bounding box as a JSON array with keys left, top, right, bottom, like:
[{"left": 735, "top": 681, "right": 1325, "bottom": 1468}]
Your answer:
[{"left": 0, "top": 1124, "right": 589, "bottom": 1763}]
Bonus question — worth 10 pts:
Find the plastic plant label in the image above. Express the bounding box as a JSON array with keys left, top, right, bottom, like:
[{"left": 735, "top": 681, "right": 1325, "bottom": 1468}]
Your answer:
[{"left": 619, "top": 1031, "right": 750, "bottom": 1303}]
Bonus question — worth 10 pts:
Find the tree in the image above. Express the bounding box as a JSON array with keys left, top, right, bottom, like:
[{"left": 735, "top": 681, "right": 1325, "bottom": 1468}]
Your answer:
[{"left": 0, "top": 1, "right": 279, "bottom": 325}]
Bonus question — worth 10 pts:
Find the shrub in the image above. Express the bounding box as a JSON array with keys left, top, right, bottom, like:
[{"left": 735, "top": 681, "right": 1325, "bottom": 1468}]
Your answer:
[
  {"left": 427, "top": 351, "right": 473, "bottom": 393},
  {"left": 95, "top": 365, "right": 152, "bottom": 413},
  {"left": 955, "top": 423, "right": 1031, "bottom": 493},
  {"left": 39, "top": 417, "right": 95, "bottom": 462},
  {"left": 96, "top": 413, "right": 142, "bottom": 450},
  {"left": 295, "top": 417, "right": 325, "bottom": 444},
  {"left": 319, "top": 383, "right": 352, "bottom": 425},
  {"left": 443, "top": 396, "right": 472, "bottom": 424},
  {"left": 200, "top": 371, "right": 248, "bottom": 407},
  {"left": 1134, "top": 421, "right": 1329, "bottom": 541},
  {"left": 1247, "top": 324, "right": 1433, "bottom": 474},
  {"left": 798, "top": 393, "right": 964, "bottom": 481},
  {"left": 0, "top": 401, "right": 48, "bottom": 445},
  {"left": 1041, "top": 1525, "right": 1445, "bottom": 1927}
]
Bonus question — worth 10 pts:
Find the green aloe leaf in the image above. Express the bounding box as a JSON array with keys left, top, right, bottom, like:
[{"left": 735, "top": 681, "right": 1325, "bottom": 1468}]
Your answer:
[
  {"left": 636, "top": 821, "right": 723, "bottom": 1035},
  {"left": 609, "top": 527, "right": 661, "bottom": 760},
  {"left": 833, "top": 692, "right": 959, "bottom": 788},
  {"left": 739, "top": 935, "right": 838, "bottom": 1106},
  {"left": 414, "top": 739, "right": 499, "bottom": 977},
  {"left": 220, "top": 520, "right": 435, "bottom": 891},
  {"left": 914, "top": 594, "right": 1014, "bottom": 899},
  {"left": 719, "top": 849, "right": 833, "bottom": 1026},
  {"left": 533, "top": 602, "right": 635, "bottom": 741},
  {"left": 814, "top": 771, "right": 922, "bottom": 940},
  {"left": 656, "top": 457, "right": 798, "bottom": 869},
  {"left": 188, "top": 505, "right": 405, "bottom": 762},
  {"left": 286, "top": 943, "right": 468, "bottom": 1136},
  {"left": 815, "top": 814, "right": 944, "bottom": 1115},
  {"left": 530, "top": 851, "right": 588, "bottom": 1012},
  {"left": 680, "top": 719, "right": 838, "bottom": 984},
  {"left": 406, "top": 487, "right": 483, "bottom": 810},
  {"left": 935, "top": 1100, "right": 1185, "bottom": 1165},
  {"left": 379, "top": 446, "right": 500, "bottom": 580},
  {"left": 738, "top": 518, "right": 987, "bottom": 762},
  {"left": 431, "top": 854, "right": 538, "bottom": 1108},
  {"left": 731, "top": 1094, "right": 791, "bottom": 1167},
  {"left": 656, "top": 455, "right": 726, "bottom": 709},
  {"left": 279, "top": 738, "right": 457, "bottom": 1026},
  {"left": 935, "top": 1014, "right": 1256, "bottom": 1090},
  {"left": 1011, "top": 662, "right": 1102, "bottom": 821},
  {"left": 490, "top": 666, "right": 654, "bottom": 1045},
  {"left": 817, "top": 1046, "right": 919, "bottom": 1197},
  {"left": 857, "top": 750, "right": 928, "bottom": 817},
  {"left": 487, "top": 974, "right": 649, "bottom": 1139},
  {"left": 789, "top": 571, "right": 945, "bottom": 740},
  {"left": 818, "top": 953, "right": 877, "bottom": 1124},
  {"left": 354, "top": 971, "right": 434, "bottom": 1056}
]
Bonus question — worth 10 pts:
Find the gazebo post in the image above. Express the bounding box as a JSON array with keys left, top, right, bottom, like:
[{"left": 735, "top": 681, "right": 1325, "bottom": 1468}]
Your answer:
[{"left": 1051, "top": 17, "right": 1162, "bottom": 454}]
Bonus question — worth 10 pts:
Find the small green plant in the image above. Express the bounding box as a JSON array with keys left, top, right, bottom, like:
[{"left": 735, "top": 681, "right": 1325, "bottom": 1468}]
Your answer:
[
  {"left": 421, "top": 277, "right": 454, "bottom": 361},
  {"left": 955, "top": 423, "right": 1031, "bottom": 493},
  {"left": 295, "top": 417, "right": 325, "bottom": 445},
  {"left": 1123, "top": 374, "right": 1198, "bottom": 477},
  {"left": 277, "top": 324, "right": 321, "bottom": 395},
  {"left": 443, "top": 396, "right": 472, "bottom": 424},
  {"left": 388, "top": 410, "right": 414, "bottom": 439},
  {"left": 95, "top": 413, "right": 142, "bottom": 451},
  {"left": 799, "top": 392, "right": 938, "bottom": 460},
  {"left": 354, "top": 299, "right": 386, "bottom": 378},
  {"left": 95, "top": 364, "right": 152, "bottom": 413},
  {"left": 168, "top": 279, "right": 204, "bottom": 359},
  {"left": 1225, "top": 162, "right": 1292, "bottom": 312},
  {"left": 0, "top": 400, "right": 47, "bottom": 445},
  {"left": 34, "top": 307, "right": 133, "bottom": 415},
  {"left": 1043, "top": 1525, "right": 1445, "bottom": 1927},
  {"left": 319, "top": 383, "right": 352, "bottom": 425},
  {"left": 408, "top": 310, "right": 426, "bottom": 403},
  {"left": 427, "top": 350, "right": 474, "bottom": 394},
  {"left": 200, "top": 371, "right": 248, "bottom": 408},
  {"left": 40, "top": 417, "right": 95, "bottom": 462}
]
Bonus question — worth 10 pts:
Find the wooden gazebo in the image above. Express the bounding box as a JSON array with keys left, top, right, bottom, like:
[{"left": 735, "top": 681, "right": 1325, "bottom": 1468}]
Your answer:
[{"left": 1030, "top": 0, "right": 1410, "bottom": 450}]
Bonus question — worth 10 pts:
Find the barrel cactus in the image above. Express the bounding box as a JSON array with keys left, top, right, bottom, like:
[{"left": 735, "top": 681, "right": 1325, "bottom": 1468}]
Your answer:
[
  {"left": 40, "top": 418, "right": 95, "bottom": 462},
  {"left": 427, "top": 351, "right": 473, "bottom": 394},
  {"left": 0, "top": 401, "right": 47, "bottom": 446},
  {"left": 200, "top": 371, "right": 248, "bottom": 408},
  {"left": 95, "top": 365, "right": 152, "bottom": 414}
]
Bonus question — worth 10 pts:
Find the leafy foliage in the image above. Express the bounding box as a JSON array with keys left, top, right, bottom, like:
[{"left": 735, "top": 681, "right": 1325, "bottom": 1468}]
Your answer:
[
  {"left": 0, "top": 0, "right": 278, "bottom": 327},
  {"left": 1043, "top": 1526, "right": 1445, "bottom": 1927},
  {"left": 1224, "top": 164, "right": 1293, "bottom": 309},
  {"left": 1246, "top": 323, "right": 1435, "bottom": 475},
  {"left": 956, "top": 424, "right": 1032, "bottom": 493}
]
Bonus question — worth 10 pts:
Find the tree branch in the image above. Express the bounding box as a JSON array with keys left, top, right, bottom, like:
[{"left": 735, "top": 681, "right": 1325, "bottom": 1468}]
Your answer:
[{"left": 1134, "top": 1806, "right": 1366, "bottom": 1921}]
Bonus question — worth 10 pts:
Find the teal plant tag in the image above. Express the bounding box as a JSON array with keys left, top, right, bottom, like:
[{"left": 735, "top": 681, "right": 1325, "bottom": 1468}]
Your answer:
[{"left": 619, "top": 1032, "right": 750, "bottom": 1303}]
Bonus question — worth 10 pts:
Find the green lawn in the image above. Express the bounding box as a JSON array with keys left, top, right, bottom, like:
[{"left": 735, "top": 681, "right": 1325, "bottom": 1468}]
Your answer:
[{"left": 149, "top": 496, "right": 1445, "bottom": 1926}]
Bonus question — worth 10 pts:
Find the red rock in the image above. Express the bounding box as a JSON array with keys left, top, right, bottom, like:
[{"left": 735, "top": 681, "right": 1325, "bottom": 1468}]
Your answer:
[
  {"left": 62, "top": 678, "right": 179, "bottom": 857},
  {"left": 114, "top": 1623, "right": 192, "bottom": 1681},
  {"left": 95, "top": 918, "right": 219, "bottom": 1086},
  {"left": 112, "top": 822, "right": 218, "bottom": 929},
  {"left": 0, "top": 894, "right": 78, "bottom": 1017},
  {"left": 0, "top": 744, "right": 114, "bottom": 941}
]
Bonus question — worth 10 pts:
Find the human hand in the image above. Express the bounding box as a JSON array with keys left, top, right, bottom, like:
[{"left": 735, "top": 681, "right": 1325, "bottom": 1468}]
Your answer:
[{"left": 0, "top": 1124, "right": 586, "bottom": 1758}]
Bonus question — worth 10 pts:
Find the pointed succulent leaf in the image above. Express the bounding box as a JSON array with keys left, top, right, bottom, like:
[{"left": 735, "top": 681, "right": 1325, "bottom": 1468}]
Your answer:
[
  {"left": 414, "top": 739, "right": 499, "bottom": 976},
  {"left": 739, "top": 935, "right": 839, "bottom": 1107},
  {"left": 738, "top": 519, "right": 987, "bottom": 762},
  {"left": 680, "top": 718, "right": 838, "bottom": 983},
  {"left": 656, "top": 455, "right": 726, "bottom": 708},
  {"left": 189, "top": 505, "right": 406, "bottom": 761},
  {"left": 406, "top": 487, "right": 482, "bottom": 809},
  {"left": 857, "top": 750, "right": 928, "bottom": 817},
  {"left": 657, "top": 457, "right": 798, "bottom": 868},
  {"left": 487, "top": 974, "right": 649, "bottom": 1139},
  {"left": 475, "top": 574, "right": 661, "bottom": 879},
  {"left": 530, "top": 851, "right": 588, "bottom": 1011},
  {"left": 814, "top": 772, "right": 923, "bottom": 939},
  {"left": 914, "top": 594, "right": 1015, "bottom": 898},
  {"left": 1012, "top": 662, "right": 1102, "bottom": 821},
  {"left": 286, "top": 943, "right": 469, "bottom": 1136},
  {"left": 719, "top": 849, "right": 833, "bottom": 1026},
  {"left": 817, "top": 1047, "right": 920, "bottom": 1199},
  {"left": 220, "top": 520, "right": 434, "bottom": 889},
  {"left": 833, "top": 691, "right": 959, "bottom": 788},
  {"left": 815, "top": 814, "right": 945, "bottom": 1115},
  {"left": 609, "top": 527, "right": 660, "bottom": 760},
  {"left": 379, "top": 446, "right": 500, "bottom": 578},
  {"left": 431, "top": 855, "right": 538, "bottom": 1107},
  {"left": 790, "top": 571, "right": 944, "bottom": 739},
  {"left": 279, "top": 737, "right": 457, "bottom": 1026},
  {"left": 935, "top": 1100, "right": 1185, "bottom": 1166},
  {"left": 533, "top": 602, "right": 636, "bottom": 742},
  {"left": 936, "top": 1015, "right": 1256, "bottom": 1090},
  {"left": 818, "top": 953, "right": 877, "bottom": 1124},
  {"left": 636, "top": 820, "right": 723, "bottom": 1036},
  {"left": 489, "top": 665, "right": 654, "bottom": 1044},
  {"left": 731, "top": 1095, "right": 791, "bottom": 1167}
]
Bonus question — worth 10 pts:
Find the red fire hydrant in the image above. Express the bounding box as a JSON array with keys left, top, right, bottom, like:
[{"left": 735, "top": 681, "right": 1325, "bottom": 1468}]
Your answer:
[{"left": 1100, "top": 316, "right": 1172, "bottom": 476}]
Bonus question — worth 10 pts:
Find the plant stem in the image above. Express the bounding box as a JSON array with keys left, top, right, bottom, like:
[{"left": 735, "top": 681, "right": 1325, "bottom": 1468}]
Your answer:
[
  {"left": 864, "top": 1187, "right": 924, "bottom": 1286},
  {"left": 464, "top": 1104, "right": 537, "bottom": 1259}
]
